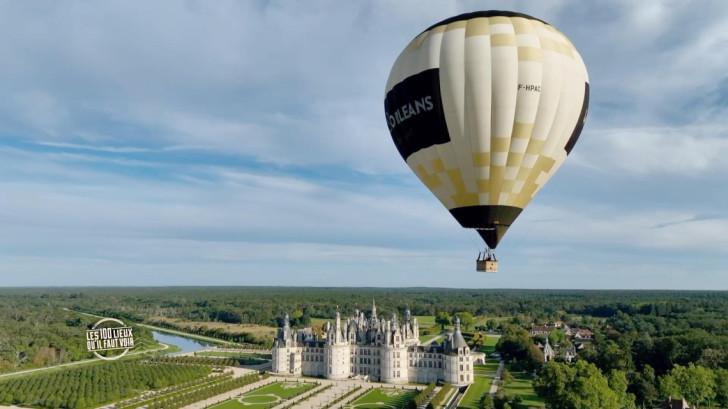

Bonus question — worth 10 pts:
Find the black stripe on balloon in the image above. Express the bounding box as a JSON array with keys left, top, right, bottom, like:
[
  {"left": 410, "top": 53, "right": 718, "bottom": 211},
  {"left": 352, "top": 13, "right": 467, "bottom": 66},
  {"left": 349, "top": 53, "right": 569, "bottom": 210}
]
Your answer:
[
  {"left": 564, "top": 82, "right": 589, "bottom": 155},
  {"left": 422, "top": 10, "right": 549, "bottom": 34},
  {"left": 449, "top": 205, "right": 523, "bottom": 248},
  {"left": 384, "top": 68, "right": 450, "bottom": 161}
]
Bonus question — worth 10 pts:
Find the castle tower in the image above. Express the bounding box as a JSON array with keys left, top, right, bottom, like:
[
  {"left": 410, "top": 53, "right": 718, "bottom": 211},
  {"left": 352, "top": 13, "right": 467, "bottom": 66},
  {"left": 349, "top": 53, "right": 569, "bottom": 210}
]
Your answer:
[
  {"left": 325, "top": 308, "right": 350, "bottom": 380},
  {"left": 272, "top": 312, "right": 302, "bottom": 376},
  {"left": 443, "top": 316, "right": 473, "bottom": 386}
]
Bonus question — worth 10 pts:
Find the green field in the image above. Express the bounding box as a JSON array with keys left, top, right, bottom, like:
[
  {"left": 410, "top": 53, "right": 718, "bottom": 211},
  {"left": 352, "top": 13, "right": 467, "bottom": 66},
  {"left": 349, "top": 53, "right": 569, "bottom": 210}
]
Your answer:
[
  {"left": 418, "top": 333, "right": 443, "bottom": 344},
  {"left": 502, "top": 370, "right": 544, "bottom": 408},
  {"left": 479, "top": 334, "right": 499, "bottom": 356},
  {"left": 414, "top": 315, "right": 437, "bottom": 329},
  {"left": 475, "top": 362, "right": 499, "bottom": 378},
  {"left": 348, "top": 388, "right": 416, "bottom": 409},
  {"left": 458, "top": 374, "right": 492, "bottom": 409},
  {"left": 209, "top": 381, "right": 315, "bottom": 409}
]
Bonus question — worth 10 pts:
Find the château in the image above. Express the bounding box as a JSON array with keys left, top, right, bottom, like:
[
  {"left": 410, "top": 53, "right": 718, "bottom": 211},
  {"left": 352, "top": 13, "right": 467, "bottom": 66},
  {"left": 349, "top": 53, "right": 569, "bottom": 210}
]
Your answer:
[{"left": 272, "top": 301, "right": 475, "bottom": 385}]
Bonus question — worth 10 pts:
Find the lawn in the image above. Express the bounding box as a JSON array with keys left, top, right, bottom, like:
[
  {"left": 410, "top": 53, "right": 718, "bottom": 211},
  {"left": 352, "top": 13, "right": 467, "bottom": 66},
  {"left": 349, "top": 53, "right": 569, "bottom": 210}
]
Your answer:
[
  {"left": 475, "top": 362, "right": 499, "bottom": 378},
  {"left": 310, "top": 317, "right": 329, "bottom": 328},
  {"left": 418, "top": 333, "right": 443, "bottom": 344},
  {"left": 458, "top": 375, "right": 492, "bottom": 409},
  {"left": 209, "top": 381, "right": 316, "bottom": 409},
  {"left": 480, "top": 335, "right": 499, "bottom": 356},
  {"left": 502, "top": 370, "right": 544, "bottom": 408},
  {"left": 209, "top": 400, "right": 250, "bottom": 409},
  {"left": 348, "top": 388, "right": 417, "bottom": 409},
  {"left": 414, "top": 315, "right": 437, "bottom": 329}
]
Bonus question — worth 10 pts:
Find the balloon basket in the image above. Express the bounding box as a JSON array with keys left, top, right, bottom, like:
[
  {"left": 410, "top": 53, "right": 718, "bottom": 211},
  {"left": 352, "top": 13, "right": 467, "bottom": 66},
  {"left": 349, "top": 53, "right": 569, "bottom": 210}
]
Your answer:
[{"left": 476, "top": 259, "right": 498, "bottom": 273}]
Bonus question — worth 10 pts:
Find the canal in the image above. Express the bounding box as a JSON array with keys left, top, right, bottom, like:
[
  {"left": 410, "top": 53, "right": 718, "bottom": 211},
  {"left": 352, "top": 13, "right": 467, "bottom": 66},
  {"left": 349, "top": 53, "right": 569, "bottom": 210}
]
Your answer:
[{"left": 151, "top": 330, "right": 217, "bottom": 354}]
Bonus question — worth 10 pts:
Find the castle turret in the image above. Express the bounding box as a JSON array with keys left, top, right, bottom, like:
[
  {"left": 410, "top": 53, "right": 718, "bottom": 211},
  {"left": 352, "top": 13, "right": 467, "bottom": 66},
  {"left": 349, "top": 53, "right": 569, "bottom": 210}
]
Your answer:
[
  {"left": 443, "top": 316, "right": 472, "bottom": 386},
  {"left": 385, "top": 319, "right": 392, "bottom": 345},
  {"left": 334, "top": 309, "right": 343, "bottom": 344},
  {"left": 325, "top": 309, "right": 350, "bottom": 379},
  {"left": 272, "top": 312, "right": 301, "bottom": 375}
]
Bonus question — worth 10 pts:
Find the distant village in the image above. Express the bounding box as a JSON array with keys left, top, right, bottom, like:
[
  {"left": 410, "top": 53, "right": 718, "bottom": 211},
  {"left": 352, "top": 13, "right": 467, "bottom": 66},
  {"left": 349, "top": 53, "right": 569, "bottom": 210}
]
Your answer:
[{"left": 526, "top": 320, "right": 594, "bottom": 363}]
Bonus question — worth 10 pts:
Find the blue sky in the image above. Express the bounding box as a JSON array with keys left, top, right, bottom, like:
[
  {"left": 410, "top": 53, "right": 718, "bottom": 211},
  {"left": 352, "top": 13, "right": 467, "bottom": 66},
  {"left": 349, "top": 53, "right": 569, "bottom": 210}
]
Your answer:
[{"left": 0, "top": 1, "right": 727, "bottom": 288}]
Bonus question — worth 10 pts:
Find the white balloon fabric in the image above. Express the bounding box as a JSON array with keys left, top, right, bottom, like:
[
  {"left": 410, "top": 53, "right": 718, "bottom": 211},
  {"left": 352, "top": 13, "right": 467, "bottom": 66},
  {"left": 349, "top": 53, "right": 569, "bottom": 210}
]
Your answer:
[{"left": 384, "top": 11, "right": 589, "bottom": 248}]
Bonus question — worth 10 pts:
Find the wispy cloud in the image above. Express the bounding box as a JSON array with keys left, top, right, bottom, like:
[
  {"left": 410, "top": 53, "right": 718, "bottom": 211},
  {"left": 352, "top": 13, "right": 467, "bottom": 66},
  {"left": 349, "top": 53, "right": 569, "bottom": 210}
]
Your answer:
[
  {"left": 574, "top": 123, "right": 728, "bottom": 174},
  {"left": 0, "top": 1, "right": 727, "bottom": 288}
]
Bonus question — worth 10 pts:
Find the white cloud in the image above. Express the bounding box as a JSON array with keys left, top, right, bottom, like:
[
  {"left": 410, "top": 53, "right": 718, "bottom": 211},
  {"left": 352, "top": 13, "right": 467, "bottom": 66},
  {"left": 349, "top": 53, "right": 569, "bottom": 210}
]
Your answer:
[
  {"left": 4, "top": 1, "right": 725, "bottom": 171},
  {"left": 574, "top": 123, "right": 728, "bottom": 174},
  {"left": 515, "top": 204, "right": 728, "bottom": 252},
  {"left": 1, "top": 1, "right": 727, "bottom": 287}
]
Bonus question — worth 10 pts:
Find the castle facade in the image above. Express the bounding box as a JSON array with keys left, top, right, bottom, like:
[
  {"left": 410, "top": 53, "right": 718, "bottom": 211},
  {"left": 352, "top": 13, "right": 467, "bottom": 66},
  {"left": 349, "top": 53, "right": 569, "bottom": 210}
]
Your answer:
[{"left": 271, "top": 301, "right": 474, "bottom": 386}]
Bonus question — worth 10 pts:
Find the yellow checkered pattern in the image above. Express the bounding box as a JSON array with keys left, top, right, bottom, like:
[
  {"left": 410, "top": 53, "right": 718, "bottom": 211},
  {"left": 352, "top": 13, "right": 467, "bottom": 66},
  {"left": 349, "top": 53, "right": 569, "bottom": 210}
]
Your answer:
[{"left": 400, "top": 14, "right": 586, "bottom": 211}]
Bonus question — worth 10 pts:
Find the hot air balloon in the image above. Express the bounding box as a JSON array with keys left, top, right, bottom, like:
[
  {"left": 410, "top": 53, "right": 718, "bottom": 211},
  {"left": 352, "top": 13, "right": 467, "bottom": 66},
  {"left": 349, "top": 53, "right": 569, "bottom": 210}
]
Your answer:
[{"left": 384, "top": 11, "right": 589, "bottom": 272}]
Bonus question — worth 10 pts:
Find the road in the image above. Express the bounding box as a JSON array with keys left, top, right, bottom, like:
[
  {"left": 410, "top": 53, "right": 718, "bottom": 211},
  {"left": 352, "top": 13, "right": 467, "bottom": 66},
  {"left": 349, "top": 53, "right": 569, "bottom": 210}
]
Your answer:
[{"left": 489, "top": 360, "right": 505, "bottom": 395}]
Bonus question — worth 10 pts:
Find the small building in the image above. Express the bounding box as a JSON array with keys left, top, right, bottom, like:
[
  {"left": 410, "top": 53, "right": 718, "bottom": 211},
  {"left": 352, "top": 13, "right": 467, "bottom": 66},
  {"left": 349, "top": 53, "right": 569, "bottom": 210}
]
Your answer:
[
  {"left": 543, "top": 338, "right": 555, "bottom": 362},
  {"left": 529, "top": 321, "right": 571, "bottom": 338},
  {"left": 471, "top": 351, "right": 486, "bottom": 365},
  {"left": 566, "top": 327, "right": 594, "bottom": 341},
  {"left": 529, "top": 325, "right": 552, "bottom": 337},
  {"left": 562, "top": 344, "right": 577, "bottom": 363},
  {"left": 662, "top": 396, "right": 690, "bottom": 409}
]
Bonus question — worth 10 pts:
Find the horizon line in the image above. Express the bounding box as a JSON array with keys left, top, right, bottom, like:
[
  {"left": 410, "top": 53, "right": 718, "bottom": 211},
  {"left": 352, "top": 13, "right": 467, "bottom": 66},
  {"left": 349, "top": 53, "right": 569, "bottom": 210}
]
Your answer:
[{"left": 0, "top": 285, "right": 726, "bottom": 292}]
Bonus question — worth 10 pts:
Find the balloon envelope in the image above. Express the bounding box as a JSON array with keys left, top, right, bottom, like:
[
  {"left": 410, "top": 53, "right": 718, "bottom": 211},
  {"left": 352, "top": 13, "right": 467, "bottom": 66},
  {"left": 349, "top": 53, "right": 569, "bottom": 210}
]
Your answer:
[{"left": 384, "top": 11, "right": 588, "bottom": 248}]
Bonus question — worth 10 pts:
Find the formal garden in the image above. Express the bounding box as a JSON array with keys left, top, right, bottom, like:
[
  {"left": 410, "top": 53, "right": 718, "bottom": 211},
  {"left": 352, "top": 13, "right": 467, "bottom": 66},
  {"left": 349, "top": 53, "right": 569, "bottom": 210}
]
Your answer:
[{"left": 208, "top": 381, "right": 316, "bottom": 409}]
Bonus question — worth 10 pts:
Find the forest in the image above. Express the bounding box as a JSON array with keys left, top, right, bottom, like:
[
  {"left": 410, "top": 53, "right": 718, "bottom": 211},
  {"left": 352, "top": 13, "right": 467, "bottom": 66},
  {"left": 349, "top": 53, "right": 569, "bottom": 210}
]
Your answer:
[
  {"left": 0, "top": 292, "right": 156, "bottom": 373},
  {"left": 1, "top": 287, "right": 728, "bottom": 408}
]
